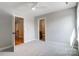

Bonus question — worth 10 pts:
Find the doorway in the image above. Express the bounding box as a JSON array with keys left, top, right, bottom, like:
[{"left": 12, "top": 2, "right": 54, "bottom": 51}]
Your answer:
[
  {"left": 15, "top": 16, "right": 24, "bottom": 45},
  {"left": 39, "top": 18, "right": 46, "bottom": 41}
]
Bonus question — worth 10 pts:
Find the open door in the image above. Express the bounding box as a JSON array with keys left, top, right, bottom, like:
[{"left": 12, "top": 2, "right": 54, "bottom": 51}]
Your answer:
[
  {"left": 39, "top": 18, "right": 45, "bottom": 41},
  {"left": 15, "top": 16, "right": 24, "bottom": 45}
]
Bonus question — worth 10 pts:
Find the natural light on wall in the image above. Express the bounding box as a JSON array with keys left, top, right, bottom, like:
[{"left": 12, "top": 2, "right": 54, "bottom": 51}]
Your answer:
[
  {"left": 70, "top": 29, "right": 76, "bottom": 47},
  {"left": 70, "top": 3, "right": 79, "bottom": 48},
  {"left": 77, "top": 3, "right": 79, "bottom": 44}
]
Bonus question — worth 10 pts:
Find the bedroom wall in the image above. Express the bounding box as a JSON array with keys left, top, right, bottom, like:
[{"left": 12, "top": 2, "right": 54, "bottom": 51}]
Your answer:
[
  {"left": 24, "top": 15, "right": 35, "bottom": 43},
  {"left": 0, "top": 10, "right": 13, "bottom": 50},
  {"left": 34, "top": 7, "right": 76, "bottom": 46}
]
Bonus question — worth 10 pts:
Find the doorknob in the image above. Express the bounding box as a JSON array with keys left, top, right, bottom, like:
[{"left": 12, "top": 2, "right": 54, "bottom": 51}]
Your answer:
[{"left": 12, "top": 32, "right": 15, "bottom": 34}]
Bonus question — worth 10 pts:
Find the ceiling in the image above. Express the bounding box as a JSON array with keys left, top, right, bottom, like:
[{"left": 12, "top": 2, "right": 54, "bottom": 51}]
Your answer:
[{"left": 0, "top": 2, "right": 76, "bottom": 16}]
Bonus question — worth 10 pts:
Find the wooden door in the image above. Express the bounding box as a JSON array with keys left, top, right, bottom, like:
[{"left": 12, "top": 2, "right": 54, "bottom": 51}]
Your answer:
[
  {"left": 39, "top": 19, "right": 45, "bottom": 41},
  {"left": 15, "top": 17, "right": 24, "bottom": 45}
]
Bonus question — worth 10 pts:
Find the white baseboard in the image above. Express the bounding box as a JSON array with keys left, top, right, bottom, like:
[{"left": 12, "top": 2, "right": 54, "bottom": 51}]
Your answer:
[
  {"left": 0, "top": 45, "right": 13, "bottom": 51},
  {"left": 24, "top": 39, "right": 36, "bottom": 43}
]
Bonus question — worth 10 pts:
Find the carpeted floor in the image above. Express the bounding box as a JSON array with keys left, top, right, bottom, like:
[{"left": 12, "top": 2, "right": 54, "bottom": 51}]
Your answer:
[{"left": 0, "top": 40, "right": 78, "bottom": 56}]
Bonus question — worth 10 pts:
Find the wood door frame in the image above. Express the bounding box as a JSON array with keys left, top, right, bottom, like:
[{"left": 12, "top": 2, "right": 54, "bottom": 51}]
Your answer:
[
  {"left": 38, "top": 17, "right": 47, "bottom": 42},
  {"left": 15, "top": 16, "right": 24, "bottom": 45},
  {"left": 12, "top": 16, "right": 15, "bottom": 48}
]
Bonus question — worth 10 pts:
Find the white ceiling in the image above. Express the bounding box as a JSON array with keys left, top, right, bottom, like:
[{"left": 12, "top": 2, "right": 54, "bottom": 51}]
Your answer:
[
  {"left": 0, "top": 2, "right": 76, "bottom": 16},
  {"left": 0, "top": 2, "right": 26, "bottom": 10}
]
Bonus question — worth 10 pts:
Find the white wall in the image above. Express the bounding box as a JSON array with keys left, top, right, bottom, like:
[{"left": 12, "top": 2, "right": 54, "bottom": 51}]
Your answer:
[
  {"left": 13, "top": 12, "right": 35, "bottom": 43},
  {"left": 34, "top": 7, "right": 75, "bottom": 46},
  {"left": 24, "top": 15, "right": 35, "bottom": 43},
  {"left": 0, "top": 10, "right": 13, "bottom": 49}
]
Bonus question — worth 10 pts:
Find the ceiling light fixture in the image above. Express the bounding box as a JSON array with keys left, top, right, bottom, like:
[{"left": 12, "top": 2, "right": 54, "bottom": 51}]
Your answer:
[
  {"left": 31, "top": 2, "right": 38, "bottom": 11},
  {"left": 32, "top": 7, "right": 36, "bottom": 11}
]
